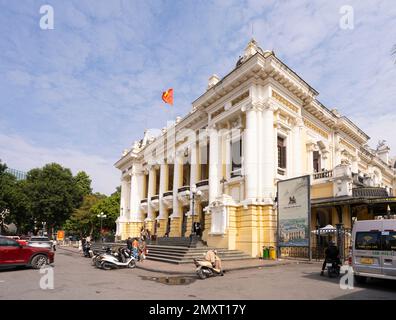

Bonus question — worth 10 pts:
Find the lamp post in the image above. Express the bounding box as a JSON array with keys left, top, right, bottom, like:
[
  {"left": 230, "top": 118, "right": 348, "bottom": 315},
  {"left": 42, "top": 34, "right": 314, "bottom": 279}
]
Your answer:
[
  {"left": 187, "top": 184, "right": 202, "bottom": 238},
  {"left": 97, "top": 212, "right": 107, "bottom": 242}
]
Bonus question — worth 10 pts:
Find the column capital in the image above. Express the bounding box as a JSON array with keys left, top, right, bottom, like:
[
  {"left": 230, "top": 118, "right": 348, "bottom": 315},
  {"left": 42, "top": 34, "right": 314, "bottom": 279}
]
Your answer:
[{"left": 292, "top": 117, "right": 304, "bottom": 128}]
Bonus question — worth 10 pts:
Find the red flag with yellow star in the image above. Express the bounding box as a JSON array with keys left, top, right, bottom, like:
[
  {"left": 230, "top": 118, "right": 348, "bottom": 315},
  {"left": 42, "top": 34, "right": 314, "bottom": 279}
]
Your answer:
[{"left": 162, "top": 88, "right": 173, "bottom": 105}]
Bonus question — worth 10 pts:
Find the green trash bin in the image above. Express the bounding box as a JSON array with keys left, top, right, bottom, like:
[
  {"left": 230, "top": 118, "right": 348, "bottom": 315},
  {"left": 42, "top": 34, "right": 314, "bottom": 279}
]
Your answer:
[{"left": 262, "top": 246, "right": 269, "bottom": 259}]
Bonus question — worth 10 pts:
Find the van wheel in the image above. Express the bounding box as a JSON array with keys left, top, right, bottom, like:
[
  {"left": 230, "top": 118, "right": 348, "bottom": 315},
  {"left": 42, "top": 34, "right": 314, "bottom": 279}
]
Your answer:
[
  {"left": 31, "top": 255, "right": 48, "bottom": 269},
  {"left": 354, "top": 275, "right": 367, "bottom": 284}
]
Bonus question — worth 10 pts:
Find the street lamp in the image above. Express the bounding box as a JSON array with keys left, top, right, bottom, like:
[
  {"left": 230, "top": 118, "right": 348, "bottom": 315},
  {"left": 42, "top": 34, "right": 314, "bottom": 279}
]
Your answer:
[
  {"left": 97, "top": 212, "right": 107, "bottom": 242},
  {"left": 186, "top": 184, "right": 202, "bottom": 238}
]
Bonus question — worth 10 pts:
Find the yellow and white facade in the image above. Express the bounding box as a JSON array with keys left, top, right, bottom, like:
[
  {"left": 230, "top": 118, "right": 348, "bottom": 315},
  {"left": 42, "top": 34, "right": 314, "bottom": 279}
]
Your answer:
[{"left": 115, "top": 39, "right": 396, "bottom": 257}]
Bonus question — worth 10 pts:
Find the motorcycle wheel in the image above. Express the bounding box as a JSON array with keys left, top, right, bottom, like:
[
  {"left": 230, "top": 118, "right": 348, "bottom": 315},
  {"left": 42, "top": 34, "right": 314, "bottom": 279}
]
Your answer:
[
  {"left": 102, "top": 262, "right": 112, "bottom": 270},
  {"left": 197, "top": 269, "right": 207, "bottom": 279},
  {"left": 95, "top": 260, "right": 102, "bottom": 268},
  {"left": 128, "top": 260, "right": 136, "bottom": 269}
]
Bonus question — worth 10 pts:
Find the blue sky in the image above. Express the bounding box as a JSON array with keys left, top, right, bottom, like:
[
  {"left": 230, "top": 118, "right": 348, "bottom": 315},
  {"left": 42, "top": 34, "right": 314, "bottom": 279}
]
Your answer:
[{"left": 0, "top": 0, "right": 395, "bottom": 194}]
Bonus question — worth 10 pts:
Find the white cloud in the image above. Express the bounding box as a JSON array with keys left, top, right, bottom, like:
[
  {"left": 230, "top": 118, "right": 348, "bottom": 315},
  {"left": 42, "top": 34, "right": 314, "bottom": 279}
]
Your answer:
[{"left": 0, "top": 133, "right": 119, "bottom": 195}]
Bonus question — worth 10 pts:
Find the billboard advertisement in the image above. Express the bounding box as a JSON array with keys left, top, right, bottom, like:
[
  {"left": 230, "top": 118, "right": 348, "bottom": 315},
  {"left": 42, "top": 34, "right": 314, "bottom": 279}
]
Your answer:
[{"left": 277, "top": 175, "right": 311, "bottom": 249}]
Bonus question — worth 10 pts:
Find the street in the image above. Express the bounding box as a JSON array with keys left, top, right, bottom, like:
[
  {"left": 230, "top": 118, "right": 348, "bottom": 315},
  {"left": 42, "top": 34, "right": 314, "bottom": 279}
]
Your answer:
[{"left": 0, "top": 248, "right": 396, "bottom": 300}]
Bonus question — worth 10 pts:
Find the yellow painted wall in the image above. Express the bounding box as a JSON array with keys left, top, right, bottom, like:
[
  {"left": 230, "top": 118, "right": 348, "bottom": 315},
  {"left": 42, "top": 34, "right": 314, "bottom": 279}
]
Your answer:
[
  {"left": 311, "top": 183, "right": 333, "bottom": 199},
  {"left": 169, "top": 217, "right": 182, "bottom": 237}
]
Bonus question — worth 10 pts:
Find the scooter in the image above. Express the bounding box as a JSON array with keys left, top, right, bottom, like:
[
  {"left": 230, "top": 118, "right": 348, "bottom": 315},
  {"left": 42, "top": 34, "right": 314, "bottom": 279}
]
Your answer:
[
  {"left": 193, "top": 258, "right": 224, "bottom": 279},
  {"left": 91, "top": 246, "right": 112, "bottom": 267},
  {"left": 326, "top": 258, "right": 341, "bottom": 278},
  {"left": 83, "top": 242, "right": 92, "bottom": 258},
  {"left": 98, "top": 247, "right": 136, "bottom": 270}
]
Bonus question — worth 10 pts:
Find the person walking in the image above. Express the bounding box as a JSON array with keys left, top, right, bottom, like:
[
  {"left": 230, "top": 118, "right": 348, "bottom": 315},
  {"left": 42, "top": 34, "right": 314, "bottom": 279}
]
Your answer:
[{"left": 126, "top": 237, "right": 133, "bottom": 256}]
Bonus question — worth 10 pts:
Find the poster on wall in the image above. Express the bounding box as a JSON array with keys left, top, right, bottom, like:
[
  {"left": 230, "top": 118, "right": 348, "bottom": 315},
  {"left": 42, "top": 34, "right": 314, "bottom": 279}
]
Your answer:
[{"left": 277, "top": 175, "right": 311, "bottom": 250}]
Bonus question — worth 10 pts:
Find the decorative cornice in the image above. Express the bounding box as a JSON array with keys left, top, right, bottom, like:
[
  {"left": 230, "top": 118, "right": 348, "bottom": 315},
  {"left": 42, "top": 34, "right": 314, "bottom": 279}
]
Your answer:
[
  {"left": 303, "top": 119, "right": 329, "bottom": 139},
  {"left": 271, "top": 90, "right": 299, "bottom": 113}
]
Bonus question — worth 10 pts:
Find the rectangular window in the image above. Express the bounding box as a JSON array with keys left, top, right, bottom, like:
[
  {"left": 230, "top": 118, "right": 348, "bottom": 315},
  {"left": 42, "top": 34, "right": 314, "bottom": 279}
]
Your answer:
[
  {"left": 167, "top": 164, "right": 174, "bottom": 191},
  {"left": 313, "top": 151, "right": 321, "bottom": 172},
  {"left": 383, "top": 232, "right": 396, "bottom": 251},
  {"left": 231, "top": 138, "right": 242, "bottom": 177},
  {"left": 355, "top": 231, "right": 381, "bottom": 250},
  {"left": 143, "top": 174, "right": 149, "bottom": 198},
  {"left": 277, "top": 137, "right": 286, "bottom": 169},
  {"left": 155, "top": 168, "right": 160, "bottom": 195},
  {"left": 182, "top": 159, "right": 190, "bottom": 186},
  {"left": 200, "top": 143, "right": 209, "bottom": 181}
]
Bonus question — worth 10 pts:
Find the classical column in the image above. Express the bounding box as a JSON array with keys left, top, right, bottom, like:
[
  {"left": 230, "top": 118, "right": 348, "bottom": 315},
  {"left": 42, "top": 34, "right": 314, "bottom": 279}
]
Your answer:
[
  {"left": 257, "top": 106, "right": 264, "bottom": 200},
  {"left": 159, "top": 163, "right": 167, "bottom": 219},
  {"left": 120, "top": 178, "right": 128, "bottom": 218},
  {"left": 147, "top": 166, "right": 155, "bottom": 220},
  {"left": 306, "top": 143, "right": 315, "bottom": 174},
  {"left": 261, "top": 102, "right": 275, "bottom": 202},
  {"left": 190, "top": 143, "right": 198, "bottom": 186},
  {"left": 244, "top": 104, "right": 259, "bottom": 201},
  {"left": 209, "top": 126, "right": 220, "bottom": 203},
  {"left": 293, "top": 118, "right": 303, "bottom": 177},
  {"left": 129, "top": 168, "right": 142, "bottom": 221},
  {"left": 172, "top": 153, "right": 182, "bottom": 217}
]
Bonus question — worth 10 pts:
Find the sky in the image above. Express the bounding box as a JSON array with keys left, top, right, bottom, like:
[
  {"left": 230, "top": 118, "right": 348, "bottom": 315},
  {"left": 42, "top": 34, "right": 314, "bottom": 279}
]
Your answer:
[{"left": 0, "top": 0, "right": 395, "bottom": 195}]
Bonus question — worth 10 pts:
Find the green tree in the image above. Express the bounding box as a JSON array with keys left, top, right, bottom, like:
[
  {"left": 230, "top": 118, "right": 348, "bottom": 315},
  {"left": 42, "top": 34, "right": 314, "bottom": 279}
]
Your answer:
[
  {"left": 0, "top": 161, "right": 16, "bottom": 233},
  {"left": 25, "top": 163, "right": 83, "bottom": 235},
  {"left": 91, "top": 188, "right": 120, "bottom": 239},
  {"left": 74, "top": 171, "right": 92, "bottom": 196},
  {"left": 64, "top": 193, "right": 106, "bottom": 237}
]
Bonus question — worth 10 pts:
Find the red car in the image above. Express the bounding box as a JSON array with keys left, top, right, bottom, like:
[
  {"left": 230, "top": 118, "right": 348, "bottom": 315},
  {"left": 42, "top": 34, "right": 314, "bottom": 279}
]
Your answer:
[{"left": 0, "top": 236, "right": 54, "bottom": 269}]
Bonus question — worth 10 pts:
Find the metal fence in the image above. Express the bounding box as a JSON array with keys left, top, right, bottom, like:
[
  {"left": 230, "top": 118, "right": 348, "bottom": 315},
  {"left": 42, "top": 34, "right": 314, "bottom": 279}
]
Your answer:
[{"left": 279, "top": 225, "right": 352, "bottom": 261}]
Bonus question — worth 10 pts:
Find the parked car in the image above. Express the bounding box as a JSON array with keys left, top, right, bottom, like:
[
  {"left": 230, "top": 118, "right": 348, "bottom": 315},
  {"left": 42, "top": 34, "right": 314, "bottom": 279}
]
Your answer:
[
  {"left": 28, "top": 236, "right": 53, "bottom": 250},
  {"left": 0, "top": 236, "right": 54, "bottom": 269},
  {"left": 352, "top": 219, "right": 396, "bottom": 283},
  {"left": 3, "top": 236, "right": 28, "bottom": 246}
]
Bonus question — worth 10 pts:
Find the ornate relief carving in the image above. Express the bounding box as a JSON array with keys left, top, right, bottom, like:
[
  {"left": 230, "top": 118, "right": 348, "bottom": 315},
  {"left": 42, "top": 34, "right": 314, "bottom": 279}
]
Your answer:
[
  {"left": 231, "top": 91, "right": 249, "bottom": 106},
  {"left": 271, "top": 90, "right": 299, "bottom": 113},
  {"left": 303, "top": 119, "right": 329, "bottom": 139}
]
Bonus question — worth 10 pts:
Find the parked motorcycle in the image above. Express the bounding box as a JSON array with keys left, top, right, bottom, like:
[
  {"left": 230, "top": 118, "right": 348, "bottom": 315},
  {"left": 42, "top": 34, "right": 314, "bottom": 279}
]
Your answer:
[
  {"left": 193, "top": 258, "right": 224, "bottom": 279},
  {"left": 97, "top": 247, "right": 136, "bottom": 270},
  {"left": 91, "top": 246, "right": 112, "bottom": 267},
  {"left": 326, "top": 259, "right": 341, "bottom": 278},
  {"left": 82, "top": 241, "right": 92, "bottom": 258}
]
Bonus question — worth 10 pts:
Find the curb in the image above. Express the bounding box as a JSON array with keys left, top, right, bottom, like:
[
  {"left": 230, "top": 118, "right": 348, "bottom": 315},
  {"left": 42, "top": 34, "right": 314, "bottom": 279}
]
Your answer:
[{"left": 136, "top": 260, "right": 294, "bottom": 275}]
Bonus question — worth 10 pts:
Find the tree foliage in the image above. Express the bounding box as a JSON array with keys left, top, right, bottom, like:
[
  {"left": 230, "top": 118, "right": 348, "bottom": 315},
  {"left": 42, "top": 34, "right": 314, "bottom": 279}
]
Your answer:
[
  {"left": 64, "top": 188, "right": 120, "bottom": 238},
  {"left": 74, "top": 171, "right": 92, "bottom": 196}
]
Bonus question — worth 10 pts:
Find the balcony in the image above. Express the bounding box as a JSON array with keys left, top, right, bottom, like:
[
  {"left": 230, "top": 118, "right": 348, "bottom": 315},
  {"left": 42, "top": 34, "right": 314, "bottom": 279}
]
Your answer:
[
  {"left": 163, "top": 191, "right": 173, "bottom": 197},
  {"left": 140, "top": 198, "right": 148, "bottom": 211},
  {"left": 150, "top": 195, "right": 160, "bottom": 211},
  {"left": 162, "top": 191, "right": 173, "bottom": 208},
  {"left": 277, "top": 168, "right": 286, "bottom": 176},
  {"left": 313, "top": 169, "right": 333, "bottom": 180},
  {"left": 196, "top": 179, "right": 208, "bottom": 188},
  {"left": 177, "top": 186, "right": 191, "bottom": 206},
  {"left": 178, "top": 186, "right": 190, "bottom": 193},
  {"left": 196, "top": 180, "right": 209, "bottom": 202}
]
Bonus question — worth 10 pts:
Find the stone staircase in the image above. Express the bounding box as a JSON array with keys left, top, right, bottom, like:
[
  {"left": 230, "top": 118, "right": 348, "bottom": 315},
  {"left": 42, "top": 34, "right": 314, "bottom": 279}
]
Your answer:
[
  {"left": 91, "top": 237, "right": 253, "bottom": 264},
  {"left": 153, "top": 236, "right": 206, "bottom": 248},
  {"left": 145, "top": 245, "right": 254, "bottom": 264}
]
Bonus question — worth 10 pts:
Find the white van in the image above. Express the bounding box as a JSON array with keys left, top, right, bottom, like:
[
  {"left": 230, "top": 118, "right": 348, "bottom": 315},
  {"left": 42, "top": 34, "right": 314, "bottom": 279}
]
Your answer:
[{"left": 352, "top": 219, "right": 396, "bottom": 283}]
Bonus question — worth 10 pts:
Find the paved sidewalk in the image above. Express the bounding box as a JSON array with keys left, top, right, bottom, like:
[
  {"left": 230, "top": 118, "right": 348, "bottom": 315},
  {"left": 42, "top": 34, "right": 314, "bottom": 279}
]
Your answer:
[{"left": 58, "top": 245, "right": 312, "bottom": 275}]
